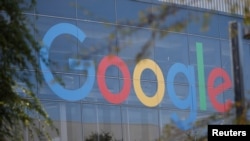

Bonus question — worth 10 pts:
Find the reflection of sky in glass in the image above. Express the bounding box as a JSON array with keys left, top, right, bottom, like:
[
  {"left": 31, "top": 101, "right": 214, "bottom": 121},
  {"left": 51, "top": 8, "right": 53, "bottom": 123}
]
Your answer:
[
  {"left": 77, "top": 21, "right": 115, "bottom": 57},
  {"left": 117, "top": 0, "right": 152, "bottom": 26},
  {"left": 117, "top": 27, "right": 154, "bottom": 60},
  {"left": 77, "top": 0, "right": 115, "bottom": 23},
  {"left": 188, "top": 11, "right": 220, "bottom": 37},
  {"left": 36, "top": 0, "right": 76, "bottom": 18},
  {"left": 28, "top": 1, "right": 250, "bottom": 138},
  {"left": 155, "top": 33, "right": 189, "bottom": 84},
  {"left": 189, "top": 36, "right": 222, "bottom": 87}
]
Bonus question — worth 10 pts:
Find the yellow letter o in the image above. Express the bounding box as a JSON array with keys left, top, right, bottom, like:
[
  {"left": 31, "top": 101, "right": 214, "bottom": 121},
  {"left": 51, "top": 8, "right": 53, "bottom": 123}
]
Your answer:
[{"left": 133, "top": 59, "right": 165, "bottom": 107}]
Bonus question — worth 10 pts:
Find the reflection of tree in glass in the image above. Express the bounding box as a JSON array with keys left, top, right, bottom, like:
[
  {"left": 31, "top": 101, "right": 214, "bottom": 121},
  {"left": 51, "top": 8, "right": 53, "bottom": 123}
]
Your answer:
[
  {"left": 157, "top": 109, "right": 246, "bottom": 141},
  {"left": 85, "top": 131, "right": 116, "bottom": 141},
  {"left": 112, "top": 1, "right": 250, "bottom": 141},
  {"left": 75, "top": 1, "right": 250, "bottom": 140}
]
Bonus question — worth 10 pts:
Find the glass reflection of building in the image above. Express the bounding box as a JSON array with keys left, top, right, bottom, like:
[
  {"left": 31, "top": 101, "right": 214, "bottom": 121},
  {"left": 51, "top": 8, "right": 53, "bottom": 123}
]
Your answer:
[{"left": 21, "top": 0, "right": 250, "bottom": 140}]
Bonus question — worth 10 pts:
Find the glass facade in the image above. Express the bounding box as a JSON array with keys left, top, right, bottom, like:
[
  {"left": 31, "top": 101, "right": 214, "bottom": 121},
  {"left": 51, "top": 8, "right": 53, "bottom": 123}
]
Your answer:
[{"left": 21, "top": 0, "right": 250, "bottom": 140}]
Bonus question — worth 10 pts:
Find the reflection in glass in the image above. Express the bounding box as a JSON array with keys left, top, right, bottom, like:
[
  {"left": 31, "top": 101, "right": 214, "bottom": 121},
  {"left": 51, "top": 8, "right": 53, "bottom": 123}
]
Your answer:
[
  {"left": 155, "top": 32, "right": 189, "bottom": 84},
  {"left": 188, "top": 10, "right": 219, "bottom": 37},
  {"left": 160, "top": 84, "right": 190, "bottom": 108},
  {"left": 82, "top": 104, "right": 123, "bottom": 141},
  {"left": 122, "top": 107, "right": 159, "bottom": 141},
  {"left": 242, "top": 43, "right": 250, "bottom": 91},
  {"left": 77, "top": 21, "right": 116, "bottom": 58},
  {"left": 77, "top": 0, "right": 115, "bottom": 23},
  {"left": 38, "top": 73, "right": 80, "bottom": 100},
  {"left": 28, "top": 1, "right": 248, "bottom": 141},
  {"left": 221, "top": 40, "right": 233, "bottom": 85},
  {"left": 159, "top": 109, "right": 194, "bottom": 140},
  {"left": 42, "top": 101, "right": 82, "bottom": 141},
  {"left": 116, "top": 0, "right": 152, "bottom": 27},
  {"left": 36, "top": 0, "right": 76, "bottom": 18},
  {"left": 189, "top": 36, "right": 221, "bottom": 87},
  {"left": 98, "top": 105, "right": 123, "bottom": 141},
  {"left": 36, "top": 16, "right": 78, "bottom": 73},
  {"left": 152, "top": 4, "right": 189, "bottom": 32}
]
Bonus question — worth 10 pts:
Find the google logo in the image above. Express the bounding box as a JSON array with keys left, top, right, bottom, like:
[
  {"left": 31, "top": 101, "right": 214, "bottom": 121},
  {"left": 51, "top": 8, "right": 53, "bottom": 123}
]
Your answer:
[{"left": 40, "top": 23, "right": 233, "bottom": 130}]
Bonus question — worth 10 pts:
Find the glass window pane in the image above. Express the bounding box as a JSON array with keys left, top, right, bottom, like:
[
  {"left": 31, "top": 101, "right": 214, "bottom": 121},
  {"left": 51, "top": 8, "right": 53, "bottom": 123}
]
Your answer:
[
  {"left": 77, "top": 21, "right": 116, "bottom": 58},
  {"left": 197, "top": 85, "right": 225, "bottom": 113},
  {"left": 188, "top": 11, "right": 219, "bottom": 37},
  {"left": 189, "top": 36, "right": 222, "bottom": 87},
  {"left": 38, "top": 73, "right": 80, "bottom": 100},
  {"left": 82, "top": 104, "right": 98, "bottom": 140},
  {"left": 243, "top": 43, "right": 250, "bottom": 92},
  {"left": 42, "top": 101, "right": 82, "bottom": 141},
  {"left": 159, "top": 109, "right": 194, "bottom": 140},
  {"left": 139, "top": 80, "right": 158, "bottom": 97},
  {"left": 80, "top": 75, "right": 102, "bottom": 102},
  {"left": 116, "top": 0, "right": 152, "bottom": 27},
  {"left": 117, "top": 27, "right": 154, "bottom": 81},
  {"left": 122, "top": 107, "right": 159, "bottom": 141},
  {"left": 160, "top": 84, "right": 191, "bottom": 109},
  {"left": 82, "top": 104, "right": 123, "bottom": 140},
  {"left": 118, "top": 27, "right": 154, "bottom": 59},
  {"left": 96, "top": 77, "right": 120, "bottom": 98},
  {"left": 221, "top": 40, "right": 233, "bottom": 86},
  {"left": 98, "top": 105, "right": 123, "bottom": 141},
  {"left": 36, "top": 16, "right": 78, "bottom": 73},
  {"left": 152, "top": 4, "right": 188, "bottom": 32},
  {"left": 36, "top": 0, "right": 76, "bottom": 18},
  {"left": 77, "top": 0, "right": 115, "bottom": 23},
  {"left": 123, "top": 78, "right": 143, "bottom": 106},
  {"left": 95, "top": 56, "right": 120, "bottom": 78},
  {"left": 155, "top": 32, "right": 189, "bottom": 84}
]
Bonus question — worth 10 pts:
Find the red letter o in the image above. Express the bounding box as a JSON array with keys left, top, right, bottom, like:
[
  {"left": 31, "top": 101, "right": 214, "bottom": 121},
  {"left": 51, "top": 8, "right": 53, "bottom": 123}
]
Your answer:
[{"left": 97, "top": 55, "right": 131, "bottom": 104}]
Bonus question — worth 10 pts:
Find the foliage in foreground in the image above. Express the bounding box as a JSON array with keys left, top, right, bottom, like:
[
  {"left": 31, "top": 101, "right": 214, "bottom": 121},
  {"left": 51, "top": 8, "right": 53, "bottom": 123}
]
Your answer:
[{"left": 0, "top": 0, "right": 56, "bottom": 140}]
